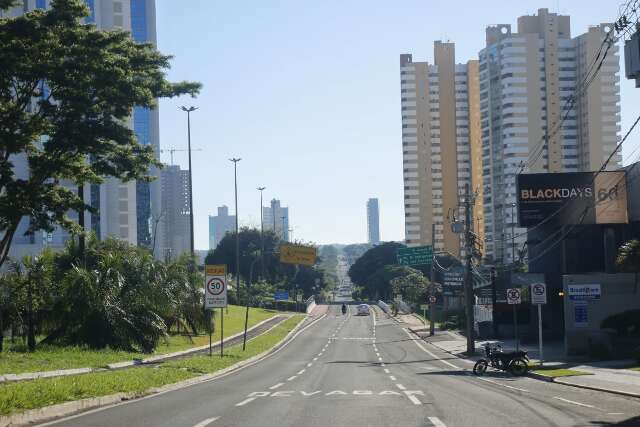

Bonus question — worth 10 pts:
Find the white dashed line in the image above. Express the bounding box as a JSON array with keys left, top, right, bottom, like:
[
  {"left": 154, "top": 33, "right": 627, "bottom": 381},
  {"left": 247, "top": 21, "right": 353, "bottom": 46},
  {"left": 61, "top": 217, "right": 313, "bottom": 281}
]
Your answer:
[
  {"left": 297, "top": 369, "right": 305, "bottom": 375},
  {"left": 553, "top": 397, "right": 597, "bottom": 409},
  {"left": 389, "top": 375, "right": 397, "bottom": 381},
  {"left": 396, "top": 383, "right": 406, "bottom": 390},
  {"left": 313, "top": 357, "right": 318, "bottom": 361},
  {"left": 287, "top": 376, "right": 297, "bottom": 381},
  {"left": 428, "top": 416, "right": 447, "bottom": 426},
  {"left": 381, "top": 363, "right": 386, "bottom": 367},
  {"left": 193, "top": 417, "right": 220, "bottom": 427},
  {"left": 307, "top": 363, "right": 313, "bottom": 367},
  {"left": 406, "top": 393, "right": 422, "bottom": 405},
  {"left": 384, "top": 368, "right": 390, "bottom": 374},
  {"left": 269, "top": 383, "right": 284, "bottom": 390},
  {"left": 235, "top": 397, "right": 256, "bottom": 407},
  {"left": 378, "top": 357, "right": 383, "bottom": 361}
]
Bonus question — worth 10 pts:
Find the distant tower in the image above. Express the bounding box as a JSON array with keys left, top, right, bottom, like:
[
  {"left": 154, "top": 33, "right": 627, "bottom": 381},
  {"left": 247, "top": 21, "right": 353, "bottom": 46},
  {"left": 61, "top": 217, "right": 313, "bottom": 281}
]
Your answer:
[{"left": 367, "top": 198, "right": 380, "bottom": 244}]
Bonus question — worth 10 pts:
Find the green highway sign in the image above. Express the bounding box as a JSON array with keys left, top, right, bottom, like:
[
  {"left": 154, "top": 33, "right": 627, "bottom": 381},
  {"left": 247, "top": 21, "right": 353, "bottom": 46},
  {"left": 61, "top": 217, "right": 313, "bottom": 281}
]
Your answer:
[{"left": 397, "top": 245, "right": 433, "bottom": 267}]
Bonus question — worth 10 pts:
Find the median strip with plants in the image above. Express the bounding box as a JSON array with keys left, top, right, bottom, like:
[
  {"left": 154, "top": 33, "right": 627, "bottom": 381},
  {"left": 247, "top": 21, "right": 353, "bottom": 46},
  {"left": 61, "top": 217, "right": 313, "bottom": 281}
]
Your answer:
[{"left": 0, "top": 315, "right": 305, "bottom": 416}]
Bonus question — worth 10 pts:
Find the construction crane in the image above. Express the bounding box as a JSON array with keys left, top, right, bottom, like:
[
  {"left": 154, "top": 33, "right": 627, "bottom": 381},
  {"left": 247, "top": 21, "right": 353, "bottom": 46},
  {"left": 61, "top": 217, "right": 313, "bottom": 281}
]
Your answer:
[{"left": 160, "top": 148, "right": 203, "bottom": 165}]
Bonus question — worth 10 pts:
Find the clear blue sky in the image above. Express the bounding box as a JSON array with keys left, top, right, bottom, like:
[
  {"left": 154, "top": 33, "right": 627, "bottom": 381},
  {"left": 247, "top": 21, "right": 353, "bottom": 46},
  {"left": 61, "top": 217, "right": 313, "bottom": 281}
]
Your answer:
[{"left": 155, "top": 0, "right": 640, "bottom": 250}]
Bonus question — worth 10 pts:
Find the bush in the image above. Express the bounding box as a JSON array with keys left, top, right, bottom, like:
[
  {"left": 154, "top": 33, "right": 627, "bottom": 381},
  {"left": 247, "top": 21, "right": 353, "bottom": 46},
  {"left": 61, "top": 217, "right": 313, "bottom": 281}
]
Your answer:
[{"left": 601, "top": 310, "right": 640, "bottom": 337}]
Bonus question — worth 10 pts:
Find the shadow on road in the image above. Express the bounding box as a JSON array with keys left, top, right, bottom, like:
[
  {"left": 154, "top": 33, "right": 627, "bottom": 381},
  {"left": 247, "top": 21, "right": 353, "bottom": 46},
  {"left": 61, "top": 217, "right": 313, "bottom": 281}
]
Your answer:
[{"left": 589, "top": 416, "right": 640, "bottom": 426}]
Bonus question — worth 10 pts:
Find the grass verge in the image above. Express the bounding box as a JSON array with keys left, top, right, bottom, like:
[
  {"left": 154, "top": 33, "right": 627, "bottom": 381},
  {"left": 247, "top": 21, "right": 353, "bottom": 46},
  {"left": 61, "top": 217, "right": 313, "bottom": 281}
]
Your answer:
[
  {"left": 530, "top": 368, "right": 592, "bottom": 378},
  {"left": 629, "top": 367, "right": 640, "bottom": 372},
  {"left": 0, "top": 315, "right": 304, "bottom": 416},
  {"left": 0, "top": 305, "right": 277, "bottom": 375}
]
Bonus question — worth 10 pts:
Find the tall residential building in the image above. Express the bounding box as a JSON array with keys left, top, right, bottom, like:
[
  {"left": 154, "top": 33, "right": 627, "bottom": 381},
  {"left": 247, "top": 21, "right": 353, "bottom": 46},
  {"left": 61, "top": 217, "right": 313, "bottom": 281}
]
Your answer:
[
  {"left": 400, "top": 41, "right": 482, "bottom": 257},
  {"left": 3, "top": 0, "right": 159, "bottom": 260},
  {"left": 130, "top": 0, "right": 161, "bottom": 251},
  {"left": 208, "top": 206, "right": 235, "bottom": 250},
  {"left": 480, "top": 9, "right": 621, "bottom": 263},
  {"left": 263, "top": 199, "right": 289, "bottom": 242},
  {"left": 159, "top": 165, "right": 190, "bottom": 260},
  {"left": 366, "top": 198, "right": 380, "bottom": 244}
]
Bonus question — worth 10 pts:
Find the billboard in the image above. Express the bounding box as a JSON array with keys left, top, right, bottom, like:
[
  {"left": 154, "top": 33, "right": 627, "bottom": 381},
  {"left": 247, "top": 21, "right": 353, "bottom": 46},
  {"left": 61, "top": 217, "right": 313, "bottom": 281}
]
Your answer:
[
  {"left": 280, "top": 244, "right": 317, "bottom": 266},
  {"left": 517, "top": 171, "right": 628, "bottom": 227}
]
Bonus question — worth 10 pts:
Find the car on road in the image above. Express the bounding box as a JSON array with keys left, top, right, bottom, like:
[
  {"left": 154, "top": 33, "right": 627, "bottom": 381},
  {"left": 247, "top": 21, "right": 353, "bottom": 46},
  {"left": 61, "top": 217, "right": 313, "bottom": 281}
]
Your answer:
[{"left": 356, "top": 304, "right": 370, "bottom": 316}]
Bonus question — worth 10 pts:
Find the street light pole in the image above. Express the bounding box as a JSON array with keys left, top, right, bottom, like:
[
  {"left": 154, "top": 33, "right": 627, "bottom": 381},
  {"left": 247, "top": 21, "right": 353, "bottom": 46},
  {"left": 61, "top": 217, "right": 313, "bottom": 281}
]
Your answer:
[
  {"left": 180, "top": 106, "right": 198, "bottom": 256},
  {"left": 257, "top": 187, "right": 266, "bottom": 279},
  {"left": 511, "top": 203, "right": 516, "bottom": 264},
  {"left": 230, "top": 158, "right": 241, "bottom": 302}
]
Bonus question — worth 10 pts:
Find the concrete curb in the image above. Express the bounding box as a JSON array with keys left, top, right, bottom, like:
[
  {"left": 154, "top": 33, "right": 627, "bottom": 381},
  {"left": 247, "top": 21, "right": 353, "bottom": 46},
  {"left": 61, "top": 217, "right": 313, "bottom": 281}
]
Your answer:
[
  {"left": 523, "top": 374, "right": 640, "bottom": 399},
  {"left": 0, "top": 315, "right": 283, "bottom": 384},
  {"left": 0, "top": 313, "right": 322, "bottom": 427}
]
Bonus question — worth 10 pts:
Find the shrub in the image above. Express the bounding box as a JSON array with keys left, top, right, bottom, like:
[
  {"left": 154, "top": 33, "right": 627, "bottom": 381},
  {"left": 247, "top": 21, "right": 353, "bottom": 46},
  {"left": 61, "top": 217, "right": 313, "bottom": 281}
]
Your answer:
[{"left": 601, "top": 310, "right": 640, "bottom": 337}]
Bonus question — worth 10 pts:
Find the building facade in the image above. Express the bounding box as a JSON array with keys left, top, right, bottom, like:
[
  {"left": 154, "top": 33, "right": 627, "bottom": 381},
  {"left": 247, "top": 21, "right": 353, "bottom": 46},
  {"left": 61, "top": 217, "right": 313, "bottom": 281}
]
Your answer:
[
  {"left": 2, "top": 0, "right": 160, "bottom": 261},
  {"left": 208, "top": 206, "right": 235, "bottom": 250},
  {"left": 263, "top": 199, "right": 289, "bottom": 242},
  {"left": 366, "top": 198, "right": 380, "bottom": 244},
  {"left": 400, "top": 41, "right": 482, "bottom": 257},
  {"left": 480, "top": 9, "right": 621, "bottom": 263},
  {"left": 159, "top": 165, "right": 190, "bottom": 260}
]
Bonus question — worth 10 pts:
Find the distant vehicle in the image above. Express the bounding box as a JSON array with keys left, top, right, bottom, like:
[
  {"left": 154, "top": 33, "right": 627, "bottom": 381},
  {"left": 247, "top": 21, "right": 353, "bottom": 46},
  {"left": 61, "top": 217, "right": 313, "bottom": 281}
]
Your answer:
[{"left": 356, "top": 304, "right": 370, "bottom": 316}]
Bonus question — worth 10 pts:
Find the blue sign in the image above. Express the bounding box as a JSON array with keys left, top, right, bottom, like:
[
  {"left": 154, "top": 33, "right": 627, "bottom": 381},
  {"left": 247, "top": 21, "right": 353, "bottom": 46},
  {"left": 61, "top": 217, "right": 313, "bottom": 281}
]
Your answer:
[
  {"left": 274, "top": 291, "right": 289, "bottom": 301},
  {"left": 574, "top": 301, "right": 588, "bottom": 327}
]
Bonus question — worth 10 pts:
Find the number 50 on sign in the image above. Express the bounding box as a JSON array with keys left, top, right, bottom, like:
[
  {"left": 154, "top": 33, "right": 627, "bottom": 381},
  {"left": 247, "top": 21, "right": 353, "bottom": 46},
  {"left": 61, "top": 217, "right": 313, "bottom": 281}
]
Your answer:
[{"left": 204, "top": 264, "right": 227, "bottom": 309}]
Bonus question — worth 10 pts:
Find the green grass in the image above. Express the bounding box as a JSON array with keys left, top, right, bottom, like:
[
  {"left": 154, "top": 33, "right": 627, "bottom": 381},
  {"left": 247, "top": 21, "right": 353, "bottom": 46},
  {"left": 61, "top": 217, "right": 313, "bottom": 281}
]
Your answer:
[
  {"left": 0, "top": 315, "right": 304, "bottom": 416},
  {"left": 530, "top": 367, "right": 592, "bottom": 378},
  {"left": 0, "top": 305, "right": 277, "bottom": 375},
  {"left": 629, "top": 367, "right": 640, "bottom": 372}
]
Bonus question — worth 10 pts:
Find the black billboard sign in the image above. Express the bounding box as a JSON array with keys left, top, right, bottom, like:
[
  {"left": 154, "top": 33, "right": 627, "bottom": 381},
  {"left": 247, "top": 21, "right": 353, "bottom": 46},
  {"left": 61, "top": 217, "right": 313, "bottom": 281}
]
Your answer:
[{"left": 517, "top": 171, "right": 628, "bottom": 227}]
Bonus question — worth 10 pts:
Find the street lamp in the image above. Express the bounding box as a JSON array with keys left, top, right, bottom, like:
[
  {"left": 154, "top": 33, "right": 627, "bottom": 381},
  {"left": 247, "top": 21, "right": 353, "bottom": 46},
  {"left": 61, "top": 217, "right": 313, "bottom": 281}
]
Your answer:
[
  {"left": 230, "top": 158, "right": 241, "bottom": 302},
  {"left": 180, "top": 106, "right": 197, "bottom": 256},
  {"left": 257, "top": 187, "right": 266, "bottom": 279}
]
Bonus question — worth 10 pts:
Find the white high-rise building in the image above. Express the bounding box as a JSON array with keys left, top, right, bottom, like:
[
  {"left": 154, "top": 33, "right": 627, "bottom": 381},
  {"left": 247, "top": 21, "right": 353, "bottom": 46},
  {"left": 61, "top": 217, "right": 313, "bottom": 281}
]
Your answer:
[
  {"left": 400, "top": 42, "right": 482, "bottom": 257},
  {"left": 159, "top": 165, "right": 190, "bottom": 260},
  {"left": 2, "top": 0, "right": 160, "bottom": 260},
  {"left": 208, "top": 206, "right": 235, "bottom": 250},
  {"left": 480, "top": 9, "right": 621, "bottom": 264},
  {"left": 263, "top": 199, "right": 290, "bottom": 242},
  {"left": 366, "top": 198, "right": 380, "bottom": 245}
]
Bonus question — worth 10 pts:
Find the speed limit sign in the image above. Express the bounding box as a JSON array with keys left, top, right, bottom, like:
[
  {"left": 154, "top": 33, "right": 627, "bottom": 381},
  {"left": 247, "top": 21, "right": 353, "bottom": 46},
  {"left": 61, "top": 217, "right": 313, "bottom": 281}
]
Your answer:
[{"left": 204, "top": 265, "right": 227, "bottom": 309}]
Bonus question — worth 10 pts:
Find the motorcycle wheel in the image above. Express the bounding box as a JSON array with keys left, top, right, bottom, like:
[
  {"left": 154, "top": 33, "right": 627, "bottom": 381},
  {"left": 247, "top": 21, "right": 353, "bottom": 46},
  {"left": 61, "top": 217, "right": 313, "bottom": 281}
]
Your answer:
[
  {"left": 509, "top": 358, "right": 528, "bottom": 376},
  {"left": 473, "top": 359, "right": 489, "bottom": 376}
]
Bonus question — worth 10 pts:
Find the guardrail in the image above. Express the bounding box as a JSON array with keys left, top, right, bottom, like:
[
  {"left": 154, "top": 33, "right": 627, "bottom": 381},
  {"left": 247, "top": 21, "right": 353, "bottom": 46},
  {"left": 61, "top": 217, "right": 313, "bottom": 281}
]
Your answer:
[
  {"left": 377, "top": 300, "right": 391, "bottom": 314},
  {"left": 305, "top": 295, "right": 316, "bottom": 314}
]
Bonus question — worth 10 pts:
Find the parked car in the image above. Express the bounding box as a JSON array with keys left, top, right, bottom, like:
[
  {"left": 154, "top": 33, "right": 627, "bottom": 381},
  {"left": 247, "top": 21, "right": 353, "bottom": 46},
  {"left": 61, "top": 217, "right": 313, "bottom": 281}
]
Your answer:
[{"left": 356, "top": 304, "right": 370, "bottom": 316}]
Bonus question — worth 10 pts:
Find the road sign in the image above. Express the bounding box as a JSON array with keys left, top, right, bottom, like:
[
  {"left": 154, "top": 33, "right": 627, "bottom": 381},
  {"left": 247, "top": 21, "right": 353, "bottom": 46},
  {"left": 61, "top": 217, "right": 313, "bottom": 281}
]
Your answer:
[
  {"left": 396, "top": 245, "right": 433, "bottom": 267},
  {"left": 574, "top": 301, "right": 589, "bottom": 327},
  {"left": 531, "top": 283, "right": 547, "bottom": 305},
  {"left": 420, "top": 304, "right": 429, "bottom": 310},
  {"left": 568, "top": 284, "right": 601, "bottom": 301},
  {"left": 506, "top": 288, "right": 521, "bottom": 305},
  {"left": 428, "top": 295, "right": 437, "bottom": 304},
  {"left": 296, "top": 294, "right": 303, "bottom": 302},
  {"left": 204, "top": 264, "right": 227, "bottom": 309},
  {"left": 274, "top": 291, "right": 289, "bottom": 301},
  {"left": 280, "top": 244, "right": 317, "bottom": 266}
]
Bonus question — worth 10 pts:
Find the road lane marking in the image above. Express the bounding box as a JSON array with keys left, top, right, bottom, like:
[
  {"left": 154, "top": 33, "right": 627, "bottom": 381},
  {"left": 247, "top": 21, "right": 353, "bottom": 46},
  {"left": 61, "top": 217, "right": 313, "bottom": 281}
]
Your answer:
[
  {"left": 608, "top": 413, "right": 625, "bottom": 415},
  {"left": 477, "top": 377, "right": 529, "bottom": 393},
  {"left": 402, "top": 328, "right": 460, "bottom": 370},
  {"left": 287, "top": 376, "right": 297, "bottom": 381},
  {"left": 405, "top": 393, "right": 421, "bottom": 405},
  {"left": 381, "top": 363, "right": 386, "bottom": 367},
  {"left": 420, "top": 366, "right": 437, "bottom": 370},
  {"left": 389, "top": 375, "right": 396, "bottom": 381},
  {"left": 313, "top": 357, "right": 318, "bottom": 361},
  {"left": 396, "top": 383, "right": 406, "bottom": 390},
  {"left": 269, "top": 383, "right": 284, "bottom": 390},
  {"left": 193, "top": 417, "right": 220, "bottom": 427},
  {"left": 378, "top": 357, "right": 383, "bottom": 361},
  {"left": 384, "top": 368, "right": 390, "bottom": 374},
  {"left": 428, "top": 416, "right": 446, "bottom": 426},
  {"left": 297, "top": 369, "right": 305, "bottom": 375},
  {"left": 235, "top": 397, "right": 256, "bottom": 407},
  {"left": 307, "top": 362, "right": 313, "bottom": 367},
  {"left": 553, "top": 397, "right": 598, "bottom": 409}
]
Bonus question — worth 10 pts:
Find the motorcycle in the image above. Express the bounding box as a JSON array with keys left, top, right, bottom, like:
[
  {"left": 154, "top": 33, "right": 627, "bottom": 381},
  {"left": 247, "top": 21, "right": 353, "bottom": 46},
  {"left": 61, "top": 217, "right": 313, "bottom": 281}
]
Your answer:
[{"left": 473, "top": 343, "right": 529, "bottom": 376}]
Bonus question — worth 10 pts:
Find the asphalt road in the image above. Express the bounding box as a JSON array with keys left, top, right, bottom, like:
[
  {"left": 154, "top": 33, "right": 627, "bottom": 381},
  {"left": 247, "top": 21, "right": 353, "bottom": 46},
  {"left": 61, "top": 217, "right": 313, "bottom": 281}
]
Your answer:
[{"left": 44, "top": 305, "right": 640, "bottom": 427}]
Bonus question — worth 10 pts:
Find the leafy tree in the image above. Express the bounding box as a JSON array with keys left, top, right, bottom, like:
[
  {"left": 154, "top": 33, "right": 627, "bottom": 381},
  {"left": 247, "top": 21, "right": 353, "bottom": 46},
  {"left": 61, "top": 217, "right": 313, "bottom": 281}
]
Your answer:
[
  {"left": 348, "top": 242, "right": 405, "bottom": 289},
  {"left": 0, "top": 0, "right": 200, "bottom": 267},
  {"left": 616, "top": 239, "right": 640, "bottom": 273},
  {"left": 389, "top": 266, "right": 430, "bottom": 304}
]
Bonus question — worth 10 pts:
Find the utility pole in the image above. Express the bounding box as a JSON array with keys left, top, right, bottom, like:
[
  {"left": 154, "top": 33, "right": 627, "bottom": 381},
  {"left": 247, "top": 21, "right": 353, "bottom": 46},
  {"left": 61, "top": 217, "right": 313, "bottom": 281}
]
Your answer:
[
  {"left": 180, "top": 106, "right": 198, "bottom": 256},
  {"left": 511, "top": 203, "right": 516, "bottom": 264},
  {"left": 230, "top": 158, "right": 241, "bottom": 302},
  {"left": 430, "top": 222, "right": 435, "bottom": 336},
  {"left": 463, "top": 183, "right": 475, "bottom": 355},
  {"left": 257, "top": 187, "right": 266, "bottom": 279}
]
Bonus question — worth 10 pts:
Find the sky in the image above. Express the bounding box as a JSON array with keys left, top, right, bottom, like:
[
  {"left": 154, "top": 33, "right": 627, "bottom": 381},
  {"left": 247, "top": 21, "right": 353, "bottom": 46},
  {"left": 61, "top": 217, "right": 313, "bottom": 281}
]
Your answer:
[{"left": 154, "top": 0, "right": 640, "bottom": 251}]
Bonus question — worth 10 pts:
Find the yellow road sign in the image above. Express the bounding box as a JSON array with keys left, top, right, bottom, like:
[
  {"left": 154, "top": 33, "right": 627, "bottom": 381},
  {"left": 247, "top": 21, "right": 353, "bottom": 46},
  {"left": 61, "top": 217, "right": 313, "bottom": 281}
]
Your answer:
[
  {"left": 205, "top": 264, "right": 226, "bottom": 276},
  {"left": 280, "top": 244, "right": 317, "bottom": 266}
]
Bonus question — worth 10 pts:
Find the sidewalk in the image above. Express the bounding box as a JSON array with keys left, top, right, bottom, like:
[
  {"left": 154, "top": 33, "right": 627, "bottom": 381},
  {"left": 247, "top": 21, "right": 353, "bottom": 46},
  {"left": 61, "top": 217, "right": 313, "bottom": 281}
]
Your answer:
[{"left": 396, "top": 313, "right": 640, "bottom": 398}]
